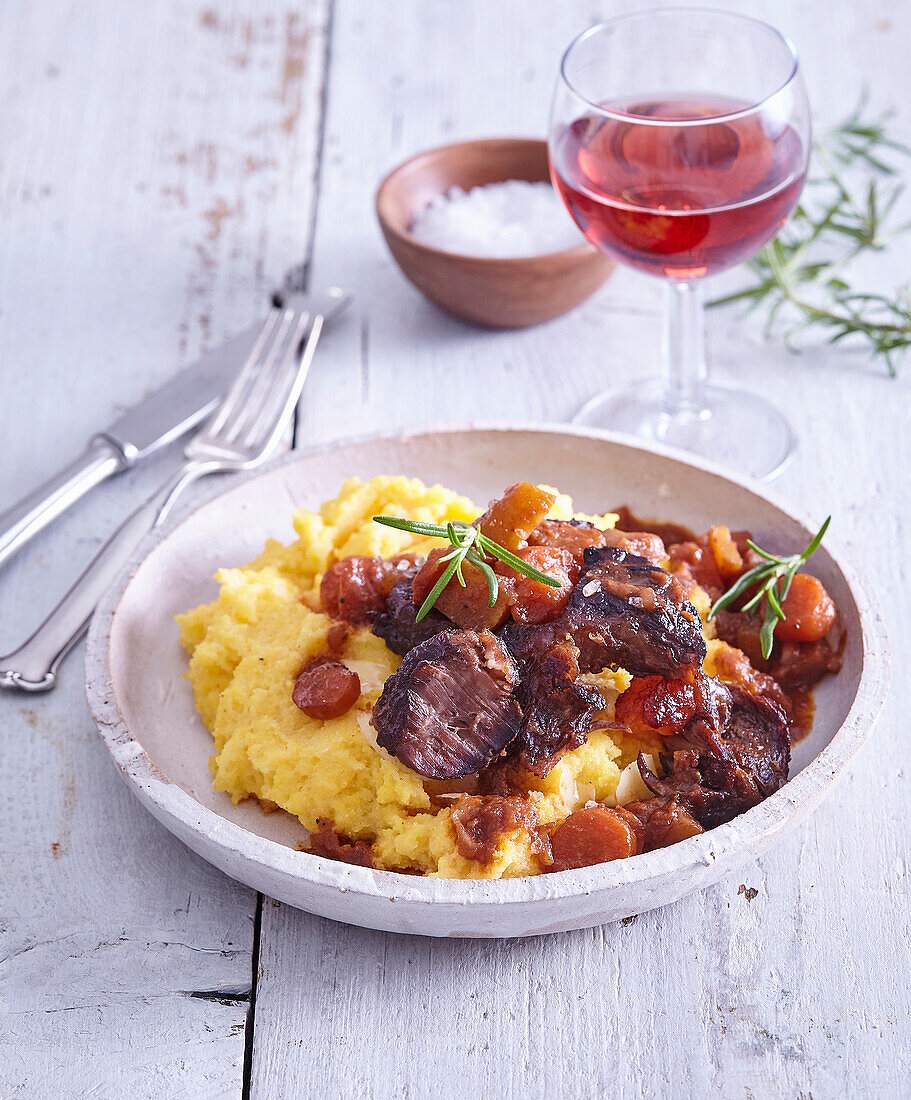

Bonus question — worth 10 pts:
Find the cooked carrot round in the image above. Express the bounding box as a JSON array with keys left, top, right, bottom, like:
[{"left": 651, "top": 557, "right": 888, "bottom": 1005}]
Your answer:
[
  {"left": 776, "top": 573, "right": 836, "bottom": 643},
  {"left": 549, "top": 805, "right": 638, "bottom": 871}
]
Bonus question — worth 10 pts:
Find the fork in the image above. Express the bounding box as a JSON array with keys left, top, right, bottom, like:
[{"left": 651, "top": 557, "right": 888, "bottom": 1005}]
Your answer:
[{"left": 0, "top": 289, "right": 350, "bottom": 692}]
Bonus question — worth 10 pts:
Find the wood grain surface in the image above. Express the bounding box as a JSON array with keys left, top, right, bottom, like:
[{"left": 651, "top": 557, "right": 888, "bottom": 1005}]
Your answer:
[{"left": 1, "top": 1, "right": 909, "bottom": 1097}]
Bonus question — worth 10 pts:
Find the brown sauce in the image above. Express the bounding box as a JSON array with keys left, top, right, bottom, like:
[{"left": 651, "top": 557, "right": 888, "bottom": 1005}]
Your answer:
[
  {"left": 450, "top": 794, "right": 551, "bottom": 866},
  {"left": 612, "top": 506, "right": 695, "bottom": 549},
  {"left": 789, "top": 688, "right": 816, "bottom": 745},
  {"left": 307, "top": 819, "right": 376, "bottom": 868}
]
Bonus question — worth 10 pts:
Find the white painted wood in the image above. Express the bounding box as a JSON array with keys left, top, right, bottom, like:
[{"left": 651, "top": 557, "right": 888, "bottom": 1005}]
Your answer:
[
  {"left": 0, "top": 1, "right": 328, "bottom": 1095},
  {"left": 4, "top": 0, "right": 911, "bottom": 1095}
]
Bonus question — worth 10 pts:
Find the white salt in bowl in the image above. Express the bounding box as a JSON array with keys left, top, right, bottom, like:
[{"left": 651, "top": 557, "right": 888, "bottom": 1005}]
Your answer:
[{"left": 375, "top": 138, "right": 615, "bottom": 328}]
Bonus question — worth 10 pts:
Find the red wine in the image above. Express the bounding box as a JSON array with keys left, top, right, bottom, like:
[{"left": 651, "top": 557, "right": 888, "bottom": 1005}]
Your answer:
[{"left": 551, "top": 96, "right": 806, "bottom": 278}]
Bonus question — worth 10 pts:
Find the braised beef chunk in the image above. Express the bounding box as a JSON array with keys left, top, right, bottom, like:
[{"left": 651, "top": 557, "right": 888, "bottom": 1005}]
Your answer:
[
  {"left": 371, "top": 629, "right": 522, "bottom": 780},
  {"left": 770, "top": 637, "right": 845, "bottom": 690},
  {"left": 567, "top": 546, "right": 706, "bottom": 677},
  {"left": 640, "top": 678, "right": 790, "bottom": 828},
  {"left": 501, "top": 546, "right": 706, "bottom": 679},
  {"left": 621, "top": 795, "right": 704, "bottom": 851},
  {"left": 371, "top": 578, "right": 450, "bottom": 656},
  {"left": 515, "top": 642, "right": 604, "bottom": 775},
  {"left": 527, "top": 519, "right": 607, "bottom": 565}
]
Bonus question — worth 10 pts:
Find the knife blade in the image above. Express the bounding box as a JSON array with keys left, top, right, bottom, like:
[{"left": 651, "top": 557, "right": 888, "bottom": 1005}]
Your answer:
[{"left": 0, "top": 291, "right": 346, "bottom": 572}]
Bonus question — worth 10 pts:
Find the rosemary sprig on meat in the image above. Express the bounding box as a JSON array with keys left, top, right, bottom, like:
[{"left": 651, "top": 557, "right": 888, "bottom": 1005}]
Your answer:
[
  {"left": 373, "top": 516, "right": 562, "bottom": 621},
  {"left": 708, "top": 517, "right": 831, "bottom": 660},
  {"left": 710, "top": 92, "right": 911, "bottom": 376}
]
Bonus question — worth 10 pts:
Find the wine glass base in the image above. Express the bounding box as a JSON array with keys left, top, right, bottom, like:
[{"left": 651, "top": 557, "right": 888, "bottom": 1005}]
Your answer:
[{"left": 573, "top": 379, "right": 796, "bottom": 482}]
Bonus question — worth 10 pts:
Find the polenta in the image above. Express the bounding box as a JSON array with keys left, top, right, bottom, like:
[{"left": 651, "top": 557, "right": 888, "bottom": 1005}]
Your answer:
[{"left": 178, "top": 475, "right": 668, "bottom": 878}]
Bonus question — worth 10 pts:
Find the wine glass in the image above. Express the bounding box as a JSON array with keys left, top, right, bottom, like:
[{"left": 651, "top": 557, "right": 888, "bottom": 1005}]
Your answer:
[{"left": 548, "top": 10, "right": 811, "bottom": 480}]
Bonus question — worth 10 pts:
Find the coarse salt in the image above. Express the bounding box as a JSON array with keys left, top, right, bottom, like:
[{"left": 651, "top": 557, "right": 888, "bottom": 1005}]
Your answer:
[{"left": 409, "top": 179, "right": 582, "bottom": 258}]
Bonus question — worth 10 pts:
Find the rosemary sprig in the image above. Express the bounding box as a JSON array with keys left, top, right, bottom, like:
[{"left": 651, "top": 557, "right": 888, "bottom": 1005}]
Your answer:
[
  {"left": 373, "top": 516, "right": 562, "bottom": 621},
  {"left": 708, "top": 517, "right": 830, "bottom": 660},
  {"left": 711, "top": 90, "right": 911, "bottom": 376}
]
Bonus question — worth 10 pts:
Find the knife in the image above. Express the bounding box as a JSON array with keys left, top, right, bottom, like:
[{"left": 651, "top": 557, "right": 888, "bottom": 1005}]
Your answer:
[{"left": 0, "top": 296, "right": 343, "bottom": 573}]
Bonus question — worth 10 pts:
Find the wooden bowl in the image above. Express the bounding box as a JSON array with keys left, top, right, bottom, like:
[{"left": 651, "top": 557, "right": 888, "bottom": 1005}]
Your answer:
[
  {"left": 85, "top": 425, "right": 888, "bottom": 939},
  {"left": 375, "top": 138, "right": 615, "bottom": 328}
]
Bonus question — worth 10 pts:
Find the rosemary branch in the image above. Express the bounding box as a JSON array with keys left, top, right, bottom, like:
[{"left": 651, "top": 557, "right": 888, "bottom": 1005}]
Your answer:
[
  {"left": 708, "top": 517, "right": 831, "bottom": 659},
  {"left": 711, "top": 90, "right": 911, "bottom": 376},
  {"left": 372, "top": 516, "right": 562, "bottom": 621}
]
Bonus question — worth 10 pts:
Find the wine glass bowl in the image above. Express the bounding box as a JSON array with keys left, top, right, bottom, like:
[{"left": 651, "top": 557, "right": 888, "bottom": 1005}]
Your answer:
[{"left": 548, "top": 10, "right": 811, "bottom": 479}]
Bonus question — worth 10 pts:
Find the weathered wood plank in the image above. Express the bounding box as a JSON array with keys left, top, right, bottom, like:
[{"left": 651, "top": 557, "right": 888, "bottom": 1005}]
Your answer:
[
  {"left": 256, "top": 1, "right": 911, "bottom": 1097},
  {"left": 0, "top": 1, "right": 329, "bottom": 1095}
]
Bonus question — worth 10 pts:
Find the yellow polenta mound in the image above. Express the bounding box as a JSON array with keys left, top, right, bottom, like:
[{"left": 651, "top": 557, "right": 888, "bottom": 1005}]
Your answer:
[{"left": 177, "top": 476, "right": 670, "bottom": 879}]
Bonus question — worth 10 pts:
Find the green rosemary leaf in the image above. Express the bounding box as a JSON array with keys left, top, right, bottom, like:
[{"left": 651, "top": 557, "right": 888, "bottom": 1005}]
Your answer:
[
  {"left": 467, "top": 550, "right": 499, "bottom": 608},
  {"left": 708, "top": 567, "right": 770, "bottom": 619},
  {"left": 415, "top": 555, "right": 459, "bottom": 622},
  {"left": 744, "top": 540, "right": 783, "bottom": 564},
  {"left": 759, "top": 611, "right": 778, "bottom": 661},
  {"left": 801, "top": 516, "right": 831, "bottom": 560},
  {"left": 766, "top": 582, "right": 785, "bottom": 620},
  {"left": 476, "top": 534, "right": 563, "bottom": 587},
  {"left": 373, "top": 516, "right": 449, "bottom": 537}
]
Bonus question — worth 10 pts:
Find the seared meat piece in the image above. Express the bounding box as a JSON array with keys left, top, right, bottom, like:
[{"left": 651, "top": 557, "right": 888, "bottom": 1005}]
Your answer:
[
  {"left": 527, "top": 519, "right": 607, "bottom": 566},
  {"left": 621, "top": 796, "right": 704, "bottom": 851},
  {"left": 770, "top": 636, "right": 845, "bottom": 691},
  {"left": 371, "top": 629, "right": 522, "bottom": 780},
  {"left": 514, "top": 642, "right": 604, "bottom": 775},
  {"left": 500, "top": 545, "right": 706, "bottom": 679},
  {"left": 639, "top": 678, "right": 790, "bottom": 828},
  {"left": 566, "top": 546, "right": 706, "bottom": 676},
  {"left": 371, "top": 578, "right": 450, "bottom": 656}
]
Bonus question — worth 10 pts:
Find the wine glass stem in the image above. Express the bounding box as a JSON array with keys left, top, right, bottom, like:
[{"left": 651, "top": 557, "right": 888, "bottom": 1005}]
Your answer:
[{"left": 663, "top": 279, "right": 709, "bottom": 421}]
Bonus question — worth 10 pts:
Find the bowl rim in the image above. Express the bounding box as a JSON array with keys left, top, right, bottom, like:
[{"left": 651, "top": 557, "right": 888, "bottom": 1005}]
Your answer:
[
  {"left": 375, "top": 136, "right": 600, "bottom": 265},
  {"left": 85, "top": 421, "right": 891, "bottom": 909}
]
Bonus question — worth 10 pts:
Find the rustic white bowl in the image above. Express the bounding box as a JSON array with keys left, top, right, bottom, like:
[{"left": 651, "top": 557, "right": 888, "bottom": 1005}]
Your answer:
[{"left": 85, "top": 425, "right": 889, "bottom": 938}]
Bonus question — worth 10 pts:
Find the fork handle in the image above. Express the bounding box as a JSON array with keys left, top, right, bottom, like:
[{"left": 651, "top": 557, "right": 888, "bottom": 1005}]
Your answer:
[
  {"left": 0, "top": 437, "right": 127, "bottom": 573},
  {"left": 0, "top": 459, "right": 214, "bottom": 692}
]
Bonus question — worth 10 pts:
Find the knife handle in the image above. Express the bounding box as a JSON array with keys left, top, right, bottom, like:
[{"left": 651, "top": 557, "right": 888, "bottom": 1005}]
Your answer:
[
  {"left": 0, "top": 459, "right": 211, "bottom": 692},
  {"left": 0, "top": 437, "right": 127, "bottom": 572}
]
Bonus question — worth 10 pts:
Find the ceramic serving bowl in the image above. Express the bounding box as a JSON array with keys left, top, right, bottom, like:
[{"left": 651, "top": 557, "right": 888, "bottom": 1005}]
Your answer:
[
  {"left": 375, "top": 138, "right": 614, "bottom": 328},
  {"left": 85, "top": 425, "right": 889, "bottom": 938}
]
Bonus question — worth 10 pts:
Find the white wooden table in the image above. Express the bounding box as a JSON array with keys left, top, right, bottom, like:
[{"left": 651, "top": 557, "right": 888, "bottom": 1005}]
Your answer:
[{"left": 2, "top": 2, "right": 909, "bottom": 1096}]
